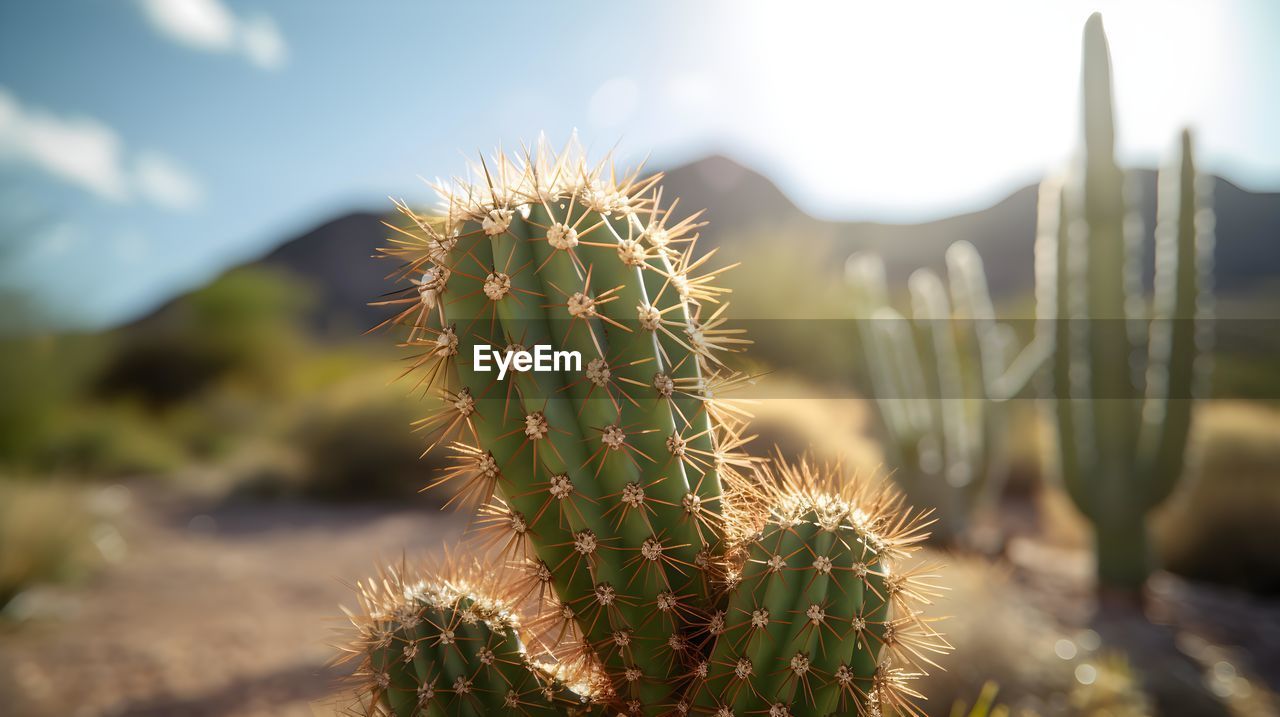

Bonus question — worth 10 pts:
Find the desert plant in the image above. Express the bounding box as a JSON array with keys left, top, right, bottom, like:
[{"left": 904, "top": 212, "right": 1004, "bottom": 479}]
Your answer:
[
  {"left": 689, "top": 457, "right": 945, "bottom": 716},
  {"left": 338, "top": 138, "right": 948, "bottom": 716},
  {"left": 342, "top": 559, "right": 594, "bottom": 716},
  {"left": 1035, "top": 14, "right": 1213, "bottom": 595},
  {"left": 1153, "top": 401, "right": 1280, "bottom": 593},
  {"left": 950, "top": 683, "right": 1008, "bottom": 717},
  {"left": 846, "top": 243, "right": 1037, "bottom": 545},
  {"left": 0, "top": 480, "right": 97, "bottom": 609}
]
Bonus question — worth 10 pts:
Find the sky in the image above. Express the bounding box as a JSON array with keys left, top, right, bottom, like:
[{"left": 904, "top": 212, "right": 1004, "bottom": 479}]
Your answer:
[{"left": 1, "top": 0, "right": 1278, "bottom": 330}]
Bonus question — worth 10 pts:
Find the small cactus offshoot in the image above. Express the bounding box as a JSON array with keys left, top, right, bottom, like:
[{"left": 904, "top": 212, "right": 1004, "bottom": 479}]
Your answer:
[
  {"left": 338, "top": 137, "right": 950, "bottom": 716},
  {"left": 691, "top": 456, "right": 946, "bottom": 717},
  {"left": 340, "top": 559, "right": 603, "bottom": 716}
]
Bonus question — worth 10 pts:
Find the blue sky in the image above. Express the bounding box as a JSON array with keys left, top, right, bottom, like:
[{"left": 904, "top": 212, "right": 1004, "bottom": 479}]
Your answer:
[{"left": 2, "top": 0, "right": 1278, "bottom": 330}]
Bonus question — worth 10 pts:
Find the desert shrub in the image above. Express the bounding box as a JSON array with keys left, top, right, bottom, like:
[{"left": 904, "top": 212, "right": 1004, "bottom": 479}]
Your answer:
[
  {"left": 0, "top": 480, "right": 97, "bottom": 609},
  {"left": 92, "top": 334, "right": 231, "bottom": 407},
  {"left": 35, "top": 403, "right": 187, "bottom": 477},
  {"left": 0, "top": 335, "right": 189, "bottom": 478},
  {"left": 1154, "top": 401, "right": 1280, "bottom": 593},
  {"left": 718, "top": 232, "right": 862, "bottom": 384},
  {"left": 0, "top": 335, "right": 108, "bottom": 468},
  {"left": 283, "top": 376, "right": 446, "bottom": 502},
  {"left": 93, "top": 266, "right": 313, "bottom": 407}
]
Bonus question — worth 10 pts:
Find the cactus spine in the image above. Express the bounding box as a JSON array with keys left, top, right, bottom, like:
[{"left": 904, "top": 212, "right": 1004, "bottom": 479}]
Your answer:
[
  {"left": 847, "top": 243, "right": 1021, "bottom": 545},
  {"left": 1035, "top": 14, "right": 1212, "bottom": 593},
  {"left": 341, "top": 138, "right": 949, "bottom": 716}
]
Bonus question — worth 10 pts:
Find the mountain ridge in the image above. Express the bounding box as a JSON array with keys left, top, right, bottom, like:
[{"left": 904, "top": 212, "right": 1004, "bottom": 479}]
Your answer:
[{"left": 141, "top": 154, "right": 1280, "bottom": 333}]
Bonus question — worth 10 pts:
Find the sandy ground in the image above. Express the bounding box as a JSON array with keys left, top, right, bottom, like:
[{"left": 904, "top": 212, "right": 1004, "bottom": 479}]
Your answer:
[
  {"left": 0, "top": 488, "right": 467, "bottom": 717},
  {"left": 3, "top": 482, "right": 1279, "bottom": 717}
]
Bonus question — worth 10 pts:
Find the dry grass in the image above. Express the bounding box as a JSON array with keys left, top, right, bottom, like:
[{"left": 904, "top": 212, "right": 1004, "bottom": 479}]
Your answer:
[
  {"left": 736, "top": 373, "right": 884, "bottom": 473},
  {"left": 0, "top": 480, "right": 99, "bottom": 610}
]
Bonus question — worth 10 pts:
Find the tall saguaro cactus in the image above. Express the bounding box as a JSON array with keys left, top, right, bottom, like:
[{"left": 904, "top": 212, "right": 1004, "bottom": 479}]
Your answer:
[
  {"left": 1035, "top": 14, "right": 1213, "bottom": 595},
  {"left": 339, "top": 138, "right": 949, "bottom": 716}
]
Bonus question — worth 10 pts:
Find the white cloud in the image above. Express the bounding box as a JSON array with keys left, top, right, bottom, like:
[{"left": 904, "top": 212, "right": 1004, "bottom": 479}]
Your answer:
[
  {"left": 135, "top": 152, "right": 204, "bottom": 210},
  {"left": 138, "top": 0, "right": 236, "bottom": 51},
  {"left": 239, "top": 14, "right": 287, "bottom": 71},
  {"left": 0, "top": 87, "right": 204, "bottom": 210},
  {"left": 0, "top": 88, "right": 130, "bottom": 201},
  {"left": 137, "top": 0, "right": 288, "bottom": 70}
]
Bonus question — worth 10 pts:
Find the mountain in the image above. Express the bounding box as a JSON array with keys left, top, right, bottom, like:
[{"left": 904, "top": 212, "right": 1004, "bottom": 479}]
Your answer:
[
  {"left": 228, "top": 155, "right": 1280, "bottom": 333},
  {"left": 255, "top": 211, "right": 390, "bottom": 334},
  {"left": 661, "top": 154, "right": 1280, "bottom": 300}
]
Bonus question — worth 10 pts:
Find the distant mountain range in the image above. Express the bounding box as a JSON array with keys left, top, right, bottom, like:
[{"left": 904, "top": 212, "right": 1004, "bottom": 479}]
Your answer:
[{"left": 243, "top": 155, "right": 1280, "bottom": 332}]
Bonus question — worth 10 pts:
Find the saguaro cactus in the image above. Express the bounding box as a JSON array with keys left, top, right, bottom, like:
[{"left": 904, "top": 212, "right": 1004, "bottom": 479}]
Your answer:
[
  {"left": 339, "top": 138, "right": 949, "bottom": 716},
  {"left": 846, "top": 243, "right": 1024, "bottom": 545},
  {"left": 1035, "top": 14, "right": 1213, "bottom": 594}
]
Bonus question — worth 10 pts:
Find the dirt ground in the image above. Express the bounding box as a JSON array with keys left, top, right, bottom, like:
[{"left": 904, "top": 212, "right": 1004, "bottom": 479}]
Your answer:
[
  {"left": 3, "top": 483, "right": 1279, "bottom": 716},
  {"left": 0, "top": 487, "right": 467, "bottom": 717}
]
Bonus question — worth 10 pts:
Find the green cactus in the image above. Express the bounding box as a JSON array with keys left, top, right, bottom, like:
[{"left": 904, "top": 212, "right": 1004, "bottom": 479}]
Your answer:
[
  {"left": 341, "top": 138, "right": 949, "bottom": 716},
  {"left": 1035, "top": 13, "right": 1212, "bottom": 593},
  {"left": 846, "top": 243, "right": 1028, "bottom": 545},
  {"left": 690, "top": 457, "right": 944, "bottom": 717},
  {"left": 371, "top": 137, "right": 741, "bottom": 713},
  {"left": 342, "top": 560, "right": 599, "bottom": 716}
]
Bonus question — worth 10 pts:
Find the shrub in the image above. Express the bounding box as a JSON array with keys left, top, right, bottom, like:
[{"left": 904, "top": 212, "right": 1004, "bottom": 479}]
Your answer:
[
  {"left": 1154, "top": 401, "right": 1280, "bottom": 593},
  {"left": 0, "top": 480, "right": 97, "bottom": 609},
  {"left": 287, "top": 377, "right": 446, "bottom": 502},
  {"left": 37, "top": 403, "right": 187, "bottom": 477}
]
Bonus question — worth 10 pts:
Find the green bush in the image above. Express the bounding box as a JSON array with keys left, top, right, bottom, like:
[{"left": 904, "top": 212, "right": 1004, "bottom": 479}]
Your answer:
[
  {"left": 0, "top": 335, "right": 108, "bottom": 469},
  {"left": 37, "top": 403, "right": 187, "bottom": 477},
  {"left": 284, "top": 376, "right": 447, "bottom": 502},
  {"left": 94, "top": 266, "right": 314, "bottom": 407}
]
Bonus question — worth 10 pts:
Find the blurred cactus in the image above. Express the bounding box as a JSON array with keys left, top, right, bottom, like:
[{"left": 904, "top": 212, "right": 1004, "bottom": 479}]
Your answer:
[
  {"left": 340, "top": 137, "right": 949, "bottom": 716},
  {"left": 847, "top": 243, "right": 1033, "bottom": 545},
  {"left": 1035, "top": 14, "right": 1213, "bottom": 594}
]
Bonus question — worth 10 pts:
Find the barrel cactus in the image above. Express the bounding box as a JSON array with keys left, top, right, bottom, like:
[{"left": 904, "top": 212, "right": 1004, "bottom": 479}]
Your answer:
[{"left": 338, "top": 137, "right": 949, "bottom": 716}]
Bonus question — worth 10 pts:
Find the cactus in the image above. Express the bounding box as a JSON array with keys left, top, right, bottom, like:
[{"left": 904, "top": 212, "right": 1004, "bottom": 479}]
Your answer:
[
  {"left": 339, "top": 137, "right": 949, "bottom": 716},
  {"left": 341, "top": 559, "right": 601, "bottom": 716},
  {"left": 846, "top": 243, "right": 1029, "bottom": 545},
  {"left": 689, "top": 456, "right": 945, "bottom": 717},
  {"left": 1035, "top": 14, "right": 1212, "bottom": 593}
]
